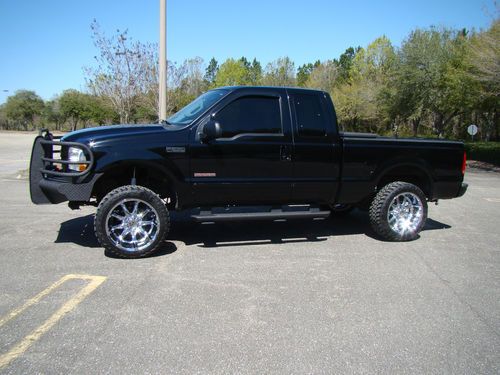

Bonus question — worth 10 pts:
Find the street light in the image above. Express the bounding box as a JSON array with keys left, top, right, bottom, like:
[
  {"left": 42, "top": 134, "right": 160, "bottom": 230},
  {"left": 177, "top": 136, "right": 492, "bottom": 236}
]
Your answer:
[{"left": 159, "top": 0, "right": 167, "bottom": 122}]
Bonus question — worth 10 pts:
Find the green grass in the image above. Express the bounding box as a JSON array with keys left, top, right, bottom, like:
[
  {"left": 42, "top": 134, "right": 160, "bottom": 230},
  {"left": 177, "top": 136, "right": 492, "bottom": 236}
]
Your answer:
[{"left": 465, "top": 142, "right": 500, "bottom": 166}]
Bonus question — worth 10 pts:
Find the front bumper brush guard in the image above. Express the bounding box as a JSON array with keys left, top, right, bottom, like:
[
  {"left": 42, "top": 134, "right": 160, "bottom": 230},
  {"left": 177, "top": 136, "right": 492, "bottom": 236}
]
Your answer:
[{"left": 29, "top": 130, "right": 95, "bottom": 204}]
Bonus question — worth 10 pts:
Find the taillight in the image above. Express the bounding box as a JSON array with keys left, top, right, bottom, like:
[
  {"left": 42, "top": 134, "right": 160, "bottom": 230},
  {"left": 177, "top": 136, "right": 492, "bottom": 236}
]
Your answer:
[{"left": 461, "top": 152, "right": 467, "bottom": 175}]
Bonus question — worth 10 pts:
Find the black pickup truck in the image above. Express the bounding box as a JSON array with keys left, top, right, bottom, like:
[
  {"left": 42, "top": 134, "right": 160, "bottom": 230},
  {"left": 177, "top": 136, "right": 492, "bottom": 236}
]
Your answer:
[{"left": 29, "top": 86, "right": 467, "bottom": 258}]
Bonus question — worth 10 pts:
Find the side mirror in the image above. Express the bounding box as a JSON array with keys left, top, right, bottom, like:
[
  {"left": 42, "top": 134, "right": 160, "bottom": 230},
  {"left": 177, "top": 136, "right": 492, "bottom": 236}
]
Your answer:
[{"left": 201, "top": 120, "right": 222, "bottom": 142}]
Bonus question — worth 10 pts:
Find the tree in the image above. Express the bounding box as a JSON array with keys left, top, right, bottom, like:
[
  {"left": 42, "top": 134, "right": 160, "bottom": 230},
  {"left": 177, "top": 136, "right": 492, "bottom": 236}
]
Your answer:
[
  {"left": 467, "top": 20, "right": 500, "bottom": 140},
  {"left": 0, "top": 104, "right": 10, "bottom": 130},
  {"left": 297, "top": 60, "right": 320, "bottom": 87},
  {"left": 306, "top": 60, "right": 338, "bottom": 92},
  {"left": 335, "top": 47, "right": 360, "bottom": 83},
  {"left": 332, "top": 80, "right": 368, "bottom": 132},
  {"left": 249, "top": 58, "right": 263, "bottom": 85},
  {"left": 394, "top": 28, "right": 476, "bottom": 137},
  {"left": 3, "top": 90, "right": 44, "bottom": 130},
  {"left": 85, "top": 20, "right": 158, "bottom": 124},
  {"left": 205, "top": 57, "right": 219, "bottom": 85},
  {"left": 351, "top": 37, "right": 397, "bottom": 133},
  {"left": 42, "top": 99, "right": 66, "bottom": 131},
  {"left": 160, "top": 57, "right": 208, "bottom": 115},
  {"left": 350, "top": 36, "right": 396, "bottom": 82},
  {"left": 139, "top": 58, "right": 189, "bottom": 121},
  {"left": 468, "top": 20, "right": 500, "bottom": 90},
  {"left": 262, "top": 57, "right": 296, "bottom": 86},
  {"left": 87, "top": 95, "right": 116, "bottom": 125},
  {"left": 179, "top": 57, "right": 207, "bottom": 97},
  {"left": 59, "top": 90, "right": 92, "bottom": 131},
  {"left": 214, "top": 58, "right": 250, "bottom": 86},
  {"left": 59, "top": 89, "right": 116, "bottom": 129},
  {"left": 239, "top": 56, "right": 251, "bottom": 70}
]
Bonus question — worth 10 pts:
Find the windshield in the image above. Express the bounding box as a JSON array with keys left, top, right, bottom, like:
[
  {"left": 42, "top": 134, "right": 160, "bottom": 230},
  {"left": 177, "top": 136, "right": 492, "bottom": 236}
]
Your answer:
[{"left": 167, "top": 89, "right": 229, "bottom": 126}]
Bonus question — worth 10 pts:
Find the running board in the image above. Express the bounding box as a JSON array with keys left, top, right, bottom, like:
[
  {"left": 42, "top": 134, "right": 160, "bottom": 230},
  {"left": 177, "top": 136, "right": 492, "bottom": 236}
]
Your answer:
[{"left": 191, "top": 206, "right": 331, "bottom": 222}]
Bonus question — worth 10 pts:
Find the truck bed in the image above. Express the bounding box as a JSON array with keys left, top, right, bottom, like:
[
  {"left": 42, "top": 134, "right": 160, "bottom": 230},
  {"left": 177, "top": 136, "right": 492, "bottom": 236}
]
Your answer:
[{"left": 338, "top": 132, "right": 465, "bottom": 203}]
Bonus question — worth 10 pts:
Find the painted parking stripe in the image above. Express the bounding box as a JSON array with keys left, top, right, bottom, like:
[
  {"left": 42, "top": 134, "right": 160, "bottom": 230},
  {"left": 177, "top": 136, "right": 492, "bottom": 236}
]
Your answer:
[
  {"left": 0, "top": 274, "right": 106, "bottom": 369},
  {"left": 0, "top": 274, "right": 75, "bottom": 328}
]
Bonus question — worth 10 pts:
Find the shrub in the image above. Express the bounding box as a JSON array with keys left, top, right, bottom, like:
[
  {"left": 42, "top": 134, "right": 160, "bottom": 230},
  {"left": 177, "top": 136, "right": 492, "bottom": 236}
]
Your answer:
[{"left": 465, "top": 142, "right": 500, "bottom": 166}]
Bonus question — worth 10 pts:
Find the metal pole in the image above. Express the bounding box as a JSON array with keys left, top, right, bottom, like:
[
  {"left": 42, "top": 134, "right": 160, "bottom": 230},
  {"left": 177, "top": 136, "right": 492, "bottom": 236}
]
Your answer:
[{"left": 159, "top": 0, "right": 167, "bottom": 122}]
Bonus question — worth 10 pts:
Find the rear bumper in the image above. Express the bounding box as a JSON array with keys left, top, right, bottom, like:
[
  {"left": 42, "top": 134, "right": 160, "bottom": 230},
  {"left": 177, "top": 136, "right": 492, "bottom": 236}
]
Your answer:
[
  {"left": 29, "top": 132, "right": 100, "bottom": 204},
  {"left": 431, "top": 181, "right": 468, "bottom": 200},
  {"left": 457, "top": 182, "right": 468, "bottom": 198}
]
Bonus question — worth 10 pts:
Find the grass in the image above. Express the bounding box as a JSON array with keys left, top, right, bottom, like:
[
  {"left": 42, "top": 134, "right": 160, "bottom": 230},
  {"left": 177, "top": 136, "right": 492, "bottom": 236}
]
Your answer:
[{"left": 465, "top": 142, "right": 500, "bottom": 166}]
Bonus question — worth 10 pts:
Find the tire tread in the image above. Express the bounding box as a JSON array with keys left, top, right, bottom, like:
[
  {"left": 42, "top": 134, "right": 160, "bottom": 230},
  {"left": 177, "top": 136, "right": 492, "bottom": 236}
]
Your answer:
[
  {"left": 369, "top": 181, "right": 427, "bottom": 241},
  {"left": 94, "top": 185, "right": 169, "bottom": 258}
]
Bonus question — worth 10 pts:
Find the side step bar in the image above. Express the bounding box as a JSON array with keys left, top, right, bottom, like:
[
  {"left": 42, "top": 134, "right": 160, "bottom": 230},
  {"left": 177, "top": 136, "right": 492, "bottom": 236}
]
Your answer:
[{"left": 191, "top": 206, "right": 331, "bottom": 222}]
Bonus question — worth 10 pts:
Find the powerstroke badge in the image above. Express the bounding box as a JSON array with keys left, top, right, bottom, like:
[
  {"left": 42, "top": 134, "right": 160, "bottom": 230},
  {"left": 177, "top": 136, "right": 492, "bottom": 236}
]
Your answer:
[{"left": 194, "top": 172, "right": 216, "bottom": 177}]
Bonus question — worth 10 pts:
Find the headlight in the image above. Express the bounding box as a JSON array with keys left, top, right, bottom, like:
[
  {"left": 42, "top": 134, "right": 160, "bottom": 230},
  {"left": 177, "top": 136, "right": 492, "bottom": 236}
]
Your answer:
[{"left": 68, "top": 147, "right": 87, "bottom": 172}]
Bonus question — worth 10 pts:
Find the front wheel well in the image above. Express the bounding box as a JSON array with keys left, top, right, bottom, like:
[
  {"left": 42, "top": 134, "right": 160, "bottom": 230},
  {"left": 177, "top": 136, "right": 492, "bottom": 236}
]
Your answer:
[
  {"left": 91, "top": 165, "right": 177, "bottom": 208},
  {"left": 376, "top": 166, "right": 432, "bottom": 198}
]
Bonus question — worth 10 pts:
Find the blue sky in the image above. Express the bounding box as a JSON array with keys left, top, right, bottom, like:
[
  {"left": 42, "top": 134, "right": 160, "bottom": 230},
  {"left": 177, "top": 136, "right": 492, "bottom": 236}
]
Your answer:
[{"left": 0, "top": 0, "right": 496, "bottom": 103}]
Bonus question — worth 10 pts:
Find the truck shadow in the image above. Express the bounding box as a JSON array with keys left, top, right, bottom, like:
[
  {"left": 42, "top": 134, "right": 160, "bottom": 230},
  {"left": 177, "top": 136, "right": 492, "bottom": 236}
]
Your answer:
[
  {"left": 169, "top": 210, "right": 451, "bottom": 247},
  {"left": 54, "top": 214, "right": 177, "bottom": 258},
  {"left": 55, "top": 210, "right": 451, "bottom": 253}
]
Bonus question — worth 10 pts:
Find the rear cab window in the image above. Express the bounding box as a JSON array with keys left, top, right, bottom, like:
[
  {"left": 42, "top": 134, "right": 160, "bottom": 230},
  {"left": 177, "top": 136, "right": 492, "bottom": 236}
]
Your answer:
[{"left": 292, "top": 92, "right": 329, "bottom": 138}]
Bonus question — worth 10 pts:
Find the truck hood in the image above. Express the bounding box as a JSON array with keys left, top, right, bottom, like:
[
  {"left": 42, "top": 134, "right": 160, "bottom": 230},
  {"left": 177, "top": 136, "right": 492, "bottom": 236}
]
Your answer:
[{"left": 61, "top": 124, "right": 179, "bottom": 144}]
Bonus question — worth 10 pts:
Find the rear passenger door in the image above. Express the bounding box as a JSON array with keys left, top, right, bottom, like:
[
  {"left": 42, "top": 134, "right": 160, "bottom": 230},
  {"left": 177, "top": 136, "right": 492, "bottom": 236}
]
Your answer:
[
  {"left": 190, "top": 88, "right": 293, "bottom": 206},
  {"left": 288, "top": 90, "right": 341, "bottom": 204}
]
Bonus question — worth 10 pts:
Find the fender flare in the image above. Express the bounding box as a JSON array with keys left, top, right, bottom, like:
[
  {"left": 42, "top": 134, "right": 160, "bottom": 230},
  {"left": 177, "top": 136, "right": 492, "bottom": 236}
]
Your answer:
[{"left": 93, "top": 159, "right": 186, "bottom": 207}]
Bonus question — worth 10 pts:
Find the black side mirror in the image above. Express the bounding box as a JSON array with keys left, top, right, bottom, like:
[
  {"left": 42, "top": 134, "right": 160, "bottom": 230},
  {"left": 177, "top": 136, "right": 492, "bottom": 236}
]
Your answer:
[{"left": 201, "top": 120, "right": 222, "bottom": 142}]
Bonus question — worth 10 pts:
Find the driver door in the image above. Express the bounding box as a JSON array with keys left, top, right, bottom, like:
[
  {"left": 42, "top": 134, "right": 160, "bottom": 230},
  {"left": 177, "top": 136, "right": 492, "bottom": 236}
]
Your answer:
[{"left": 189, "top": 88, "right": 293, "bottom": 206}]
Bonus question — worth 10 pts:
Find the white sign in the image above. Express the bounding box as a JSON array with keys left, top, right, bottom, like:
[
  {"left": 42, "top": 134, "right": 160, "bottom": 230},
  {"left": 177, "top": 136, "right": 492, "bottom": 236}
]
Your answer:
[{"left": 467, "top": 124, "right": 478, "bottom": 136}]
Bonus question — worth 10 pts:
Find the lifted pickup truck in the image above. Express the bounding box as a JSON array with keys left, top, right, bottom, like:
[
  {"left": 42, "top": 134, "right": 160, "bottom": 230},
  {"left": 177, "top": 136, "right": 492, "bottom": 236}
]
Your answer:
[{"left": 30, "top": 86, "right": 468, "bottom": 258}]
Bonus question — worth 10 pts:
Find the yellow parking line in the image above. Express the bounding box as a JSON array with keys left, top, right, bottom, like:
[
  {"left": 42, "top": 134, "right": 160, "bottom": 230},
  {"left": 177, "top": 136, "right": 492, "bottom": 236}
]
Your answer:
[
  {"left": 0, "top": 274, "right": 101, "bottom": 328},
  {"left": 0, "top": 274, "right": 106, "bottom": 369},
  {"left": 0, "top": 274, "right": 72, "bottom": 328}
]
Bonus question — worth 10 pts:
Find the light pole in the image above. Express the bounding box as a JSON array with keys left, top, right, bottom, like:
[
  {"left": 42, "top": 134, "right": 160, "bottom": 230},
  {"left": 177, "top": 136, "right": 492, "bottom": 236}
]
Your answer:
[{"left": 159, "top": 0, "right": 167, "bottom": 122}]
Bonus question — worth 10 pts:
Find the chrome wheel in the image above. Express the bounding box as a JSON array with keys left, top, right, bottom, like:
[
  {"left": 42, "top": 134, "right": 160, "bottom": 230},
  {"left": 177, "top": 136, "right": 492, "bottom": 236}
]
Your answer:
[
  {"left": 105, "top": 199, "right": 160, "bottom": 253},
  {"left": 387, "top": 192, "right": 424, "bottom": 236}
]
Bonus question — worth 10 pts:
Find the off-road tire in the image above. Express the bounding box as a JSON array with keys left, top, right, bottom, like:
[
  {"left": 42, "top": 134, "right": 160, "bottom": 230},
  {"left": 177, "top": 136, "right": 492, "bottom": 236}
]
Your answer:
[
  {"left": 94, "top": 185, "right": 170, "bottom": 258},
  {"left": 369, "top": 181, "right": 427, "bottom": 241}
]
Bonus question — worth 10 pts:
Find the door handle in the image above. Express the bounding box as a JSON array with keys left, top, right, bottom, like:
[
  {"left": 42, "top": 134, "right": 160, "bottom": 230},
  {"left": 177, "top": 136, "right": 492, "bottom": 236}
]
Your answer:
[{"left": 280, "top": 145, "right": 292, "bottom": 162}]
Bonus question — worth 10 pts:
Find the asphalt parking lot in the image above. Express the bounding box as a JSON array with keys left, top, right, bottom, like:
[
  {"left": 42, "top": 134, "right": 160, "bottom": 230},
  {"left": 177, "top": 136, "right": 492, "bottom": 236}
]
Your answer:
[{"left": 0, "top": 131, "right": 499, "bottom": 374}]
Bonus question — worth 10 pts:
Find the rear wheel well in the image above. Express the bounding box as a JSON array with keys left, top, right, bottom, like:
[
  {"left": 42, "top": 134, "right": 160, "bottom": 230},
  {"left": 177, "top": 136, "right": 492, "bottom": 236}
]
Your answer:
[
  {"left": 376, "top": 166, "right": 432, "bottom": 198},
  {"left": 92, "top": 165, "right": 177, "bottom": 208}
]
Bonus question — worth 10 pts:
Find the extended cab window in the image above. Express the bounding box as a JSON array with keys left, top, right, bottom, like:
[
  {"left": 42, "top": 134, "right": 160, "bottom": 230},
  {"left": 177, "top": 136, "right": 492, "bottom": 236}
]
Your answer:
[
  {"left": 217, "top": 96, "right": 282, "bottom": 138},
  {"left": 294, "top": 94, "right": 327, "bottom": 137}
]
